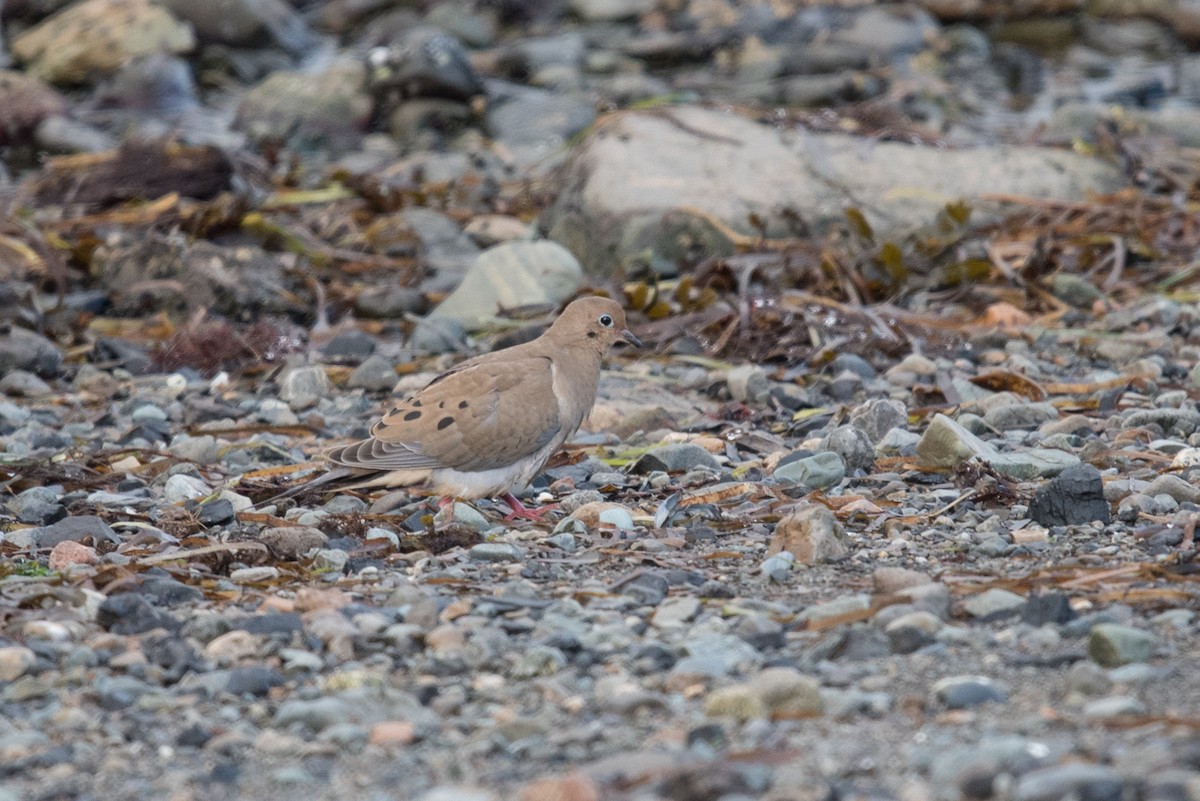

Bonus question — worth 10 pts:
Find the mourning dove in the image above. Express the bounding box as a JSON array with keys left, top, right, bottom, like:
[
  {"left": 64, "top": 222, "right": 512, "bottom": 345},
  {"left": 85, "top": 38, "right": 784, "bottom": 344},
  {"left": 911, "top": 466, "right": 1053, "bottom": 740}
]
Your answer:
[{"left": 277, "top": 296, "right": 640, "bottom": 519}]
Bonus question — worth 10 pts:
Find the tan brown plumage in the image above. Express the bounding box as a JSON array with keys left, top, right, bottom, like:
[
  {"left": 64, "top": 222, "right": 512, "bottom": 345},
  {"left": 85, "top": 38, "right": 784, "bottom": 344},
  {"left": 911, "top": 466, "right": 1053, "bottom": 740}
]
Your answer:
[{"left": 293, "top": 296, "right": 639, "bottom": 519}]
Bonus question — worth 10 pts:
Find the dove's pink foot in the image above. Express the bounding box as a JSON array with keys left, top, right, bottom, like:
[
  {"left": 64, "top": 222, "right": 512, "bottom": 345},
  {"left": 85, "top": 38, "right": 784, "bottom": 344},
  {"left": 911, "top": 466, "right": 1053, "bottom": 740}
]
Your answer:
[
  {"left": 502, "top": 493, "right": 559, "bottom": 522},
  {"left": 435, "top": 496, "right": 454, "bottom": 509}
]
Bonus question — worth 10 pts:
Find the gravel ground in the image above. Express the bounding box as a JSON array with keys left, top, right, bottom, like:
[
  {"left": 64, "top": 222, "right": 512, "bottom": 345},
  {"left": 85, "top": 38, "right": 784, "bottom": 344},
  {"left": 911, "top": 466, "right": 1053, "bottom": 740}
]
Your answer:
[{"left": 3, "top": 291, "right": 1200, "bottom": 801}]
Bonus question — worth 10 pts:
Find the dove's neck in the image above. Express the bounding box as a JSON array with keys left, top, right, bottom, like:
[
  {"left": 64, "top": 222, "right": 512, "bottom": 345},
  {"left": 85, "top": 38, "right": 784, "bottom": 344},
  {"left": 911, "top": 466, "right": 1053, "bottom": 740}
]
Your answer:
[{"left": 544, "top": 342, "right": 604, "bottom": 430}]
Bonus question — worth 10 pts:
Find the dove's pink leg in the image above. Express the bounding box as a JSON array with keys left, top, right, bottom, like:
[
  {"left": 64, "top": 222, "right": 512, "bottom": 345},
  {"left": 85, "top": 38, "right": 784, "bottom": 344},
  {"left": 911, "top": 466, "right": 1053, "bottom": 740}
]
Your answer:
[{"left": 502, "top": 493, "right": 559, "bottom": 522}]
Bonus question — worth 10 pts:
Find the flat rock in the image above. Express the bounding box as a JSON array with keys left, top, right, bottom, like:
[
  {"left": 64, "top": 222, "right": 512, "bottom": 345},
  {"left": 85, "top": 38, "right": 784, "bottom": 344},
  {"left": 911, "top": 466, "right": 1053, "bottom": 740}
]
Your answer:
[
  {"left": 773, "top": 451, "right": 846, "bottom": 489},
  {"left": 13, "top": 0, "right": 196, "bottom": 84},
  {"left": 962, "top": 588, "right": 1026, "bottom": 619},
  {"left": 430, "top": 241, "right": 584, "bottom": 329},
  {"left": 0, "top": 328, "right": 64, "bottom": 377},
  {"left": 631, "top": 443, "right": 720, "bottom": 474},
  {"left": 544, "top": 106, "right": 1122, "bottom": 274},
  {"left": 916, "top": 413, "right": 996, "bottom": 470},
  {"left": 1088, "top": 623, "right": 1156, "bottom": 667}
]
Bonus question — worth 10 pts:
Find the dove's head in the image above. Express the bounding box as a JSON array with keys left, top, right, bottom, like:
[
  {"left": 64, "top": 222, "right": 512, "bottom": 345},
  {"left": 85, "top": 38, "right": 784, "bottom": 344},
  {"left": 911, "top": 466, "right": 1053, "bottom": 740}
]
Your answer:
[{"left": 549, "top": 296, "right": 641, "bottom": 353}]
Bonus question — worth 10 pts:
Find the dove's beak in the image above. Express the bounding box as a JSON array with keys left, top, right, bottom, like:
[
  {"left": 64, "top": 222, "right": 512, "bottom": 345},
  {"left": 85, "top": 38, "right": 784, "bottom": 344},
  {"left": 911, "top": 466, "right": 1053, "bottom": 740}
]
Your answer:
[{"left": 620, "top": 329, "right": 642, "bottom": 348}]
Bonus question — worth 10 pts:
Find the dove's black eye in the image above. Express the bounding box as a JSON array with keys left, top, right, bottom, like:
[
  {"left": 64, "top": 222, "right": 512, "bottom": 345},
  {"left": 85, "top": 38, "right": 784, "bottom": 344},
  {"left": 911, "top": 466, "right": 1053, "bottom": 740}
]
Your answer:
[{"left": 599, "top": 314, "right": 614, "bottom": 327}]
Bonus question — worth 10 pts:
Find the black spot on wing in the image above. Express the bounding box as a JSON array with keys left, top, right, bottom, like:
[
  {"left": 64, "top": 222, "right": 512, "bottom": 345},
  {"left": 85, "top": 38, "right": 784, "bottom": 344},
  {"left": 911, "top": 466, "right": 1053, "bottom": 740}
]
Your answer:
[
  {"left": 437, "top": 417, "right": 454, "bottom": 430},
  {"left": 404, "top": 411, "right": 421, "bottom": 421}
]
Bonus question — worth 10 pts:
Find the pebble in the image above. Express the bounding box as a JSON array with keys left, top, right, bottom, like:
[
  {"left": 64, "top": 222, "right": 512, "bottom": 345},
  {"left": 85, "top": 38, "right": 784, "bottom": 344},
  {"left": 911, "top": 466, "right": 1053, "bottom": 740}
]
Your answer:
[
  {"left": 631, "top": 443, "right": 720, "bottom": 474},
  {"left": 163, "top": 474, "right": 210, "bottom": 503},
  {"left": 962, "top": 588, "right": 1027, "bottom": 619},
  {"left": 769, "top": 505, "right": 849, "bottom": 564},
  {"left": 279, "top": 365, "right": 331, "bottom": 410},
  {"left": 1012, "top": 764, "right": 1123, "bottom": 801},
  {"left": 650, "top": 596, "right": 701, "bottom": 628},
  {"left": 773, "top": 451, "right": 847, "bottom": 489},
  {"left": 468, "top": 543, "right": 523, "bottom": 563},
  {"left": 1088, "top": 623, "right": 1156, "bottom": 667},
  {"left": 933, "top": 675, "right": 1009, "bottom": 708},
  {"left": 229, "top": 567, "right": 281, "bottom": 583},
  {"left": 346, "top": 354, "right": 397, "bottom": 391},
  {"left": 1082, "top": 695, "right": 1146, "bottom": 719},
  {"left": 0, "top": 646, "right": 37, "bottom": 681}
]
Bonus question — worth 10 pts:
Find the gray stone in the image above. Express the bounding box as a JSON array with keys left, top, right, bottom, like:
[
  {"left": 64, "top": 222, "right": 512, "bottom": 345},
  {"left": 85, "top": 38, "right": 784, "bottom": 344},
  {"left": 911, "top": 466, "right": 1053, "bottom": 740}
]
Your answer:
[
  {"left": 1144, "top": 473, "right": 1200, "bottom": 504},
  {"left": 988, "top": 449, "right": 1081, "bottom": 480},
  {"left": 681, "top": 633, "right": 764, "bottom": 675},
  {"left": 485, "top": 85, "right": 596, "bottom": 149},
  {"left": 1065, "top": 661, "right": 1113, "bottom": 698},
  {"left": 984, "top": 402, "right": 1060, "bottom": 430},
  {"left": 1088, "top": 623, "right": 1156, "bottom": 667},
  {"left": 346, "top": 355, "right": 397, "bottom": 391},
  {"left": 824, "top": 425, "right": 875, "bottom": 472},
  {"left": 1029, "top": 463, "right": 1111, "bottom": 527},
  {"left": 1082, "top": 695, "right": 1146, "bottom": 719},
  {"left": 0, "top": 369, "right": 51, "bottom": 396},
  {"left": 434, "top": 502, "right": 491, "bottom": 532},
  {"left": 468, "top": 543, "right": 523, "bottom": 563},
  {"left": 1012, "top": 764, "right": 1123, "bottom": 801},
  {"left": 1050, "top": 274, "right": 1104, "bottom": 308},
  {"left": 28, "top": 515, "right": 119, "bottom": 547},
  {"left": 168, "top": 434, "right": 220, "bottom": 464},
  {"left": 631, "top": 443, "right": 720, "bottom": 474},
  {"left": 798, "top": 594, "right": 871, "bottom": 624},
  {"left": 727, "top": 364, "right": 770, "bottom": 404},
  {"left": 312, "top": 549, "right": 348, "bottom": 573},
  {"left": 917, "top": 414, "right": 996, "bottom": 470},
  {"left": 962, "top": 588, "right": 1026, "bottom": 619},
  {"left": 0, "top": 328, "right": 63, "bottom": 377},
  {"left": 163, "top": 474, "right": 210, "bottom": 503},
  {"left": 430, "top": 241, "right": 584, "bottom": 329},
  {"left": 410, "top": 317, "right": 468, "bottom": 353},
  {"left": 570, "top": 0, "right": 654, "bottom": 22},
  {"left": 773, "top": 452, "right": 846, "bottom": 490},
  {"left": 279, "top": 365, "right": 330, "bottom": 410},
  {"left": 544, "top": 106, "right": 1121, "bottom": 274},
  {"left": 848, "top": 398, "right": 906, "bottom": 444},
  {"left": 235, "top": 62, "right": 372, "bottom": 155},
  {"left": 354, "top": 285, "right": 425, "bottom": 320},
  {"left": 650, "top": 597, "right": 701, "bottom": 629},
  {"left": 7, "top": 486, "right": 65, "bottom": 525},
  {"left": 1124, "top": 408, "right": 1200, "bottom": 438},
  {"left": 259, "top": 526, "right": 328, "bottom": 560},
  {"left": 933, "top": 675, "right": 1008, "bottom": 708},
  {"left": 759, "top": 551, "right": 795, "bottom": 582}
]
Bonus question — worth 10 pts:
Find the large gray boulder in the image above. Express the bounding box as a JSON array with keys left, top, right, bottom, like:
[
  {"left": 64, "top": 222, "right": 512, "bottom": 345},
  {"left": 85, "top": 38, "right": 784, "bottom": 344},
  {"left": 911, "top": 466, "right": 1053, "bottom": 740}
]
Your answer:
[{"left": 543, "top": 105, "right": 1124, "bottom": 274}]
